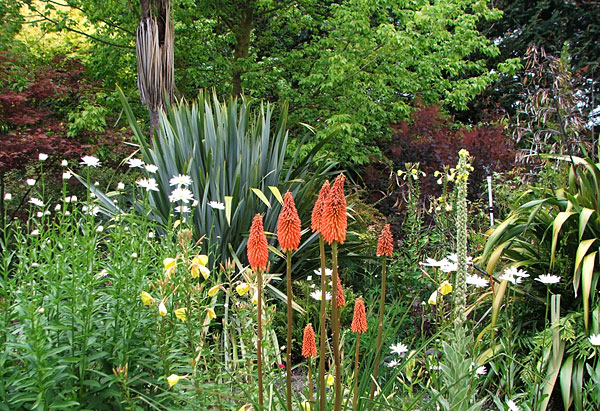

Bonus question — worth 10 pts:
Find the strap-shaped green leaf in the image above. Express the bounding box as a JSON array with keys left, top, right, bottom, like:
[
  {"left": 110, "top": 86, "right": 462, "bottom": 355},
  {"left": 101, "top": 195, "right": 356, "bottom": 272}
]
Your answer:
[
  {"left": 251, "top": 188, "right": 271, "bottom": 208},
  {"left": 578, "top": 208, "right": 595, "bottom": 240},
  {"left": 582, "top": 251, "right": 597, "bottom": 331},
  {"left": 268, "top": 186, "right": 283, "bottom": 205},
  {"left": 551, "top": 211, "right": 575, "bottom": 268},
  {"left": 573, "top": 238, "right": 596, "bottom": 296}
]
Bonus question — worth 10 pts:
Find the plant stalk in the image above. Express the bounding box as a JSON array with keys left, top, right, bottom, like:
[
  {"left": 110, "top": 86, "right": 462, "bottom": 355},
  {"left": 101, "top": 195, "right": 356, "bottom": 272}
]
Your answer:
[
  {"left": 353, "top": 333, "right": 361, "bottom": 411},
  {"left": 286, "top": 250, "right": 293, "bottom": 411},
  {"left": 331, "top": 241, "right": 341, "bottom": 411},
  {"left": 318, "top": 235, "right": 328, "bottom": 411},
  {"left": 257, "top": 268, "right": 264, "bottom": 408},
  {"left": 370, "top": 256, "right": 387, "bottom": 399}
]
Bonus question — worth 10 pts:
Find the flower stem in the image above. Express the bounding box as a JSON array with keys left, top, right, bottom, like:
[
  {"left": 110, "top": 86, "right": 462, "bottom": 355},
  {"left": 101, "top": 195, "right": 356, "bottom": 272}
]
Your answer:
[
  {"left": 308, "top": 358, "right": 314, "bottom": 404},
  {"left": 318, "top": 235, "right": 328, "bottom": 411},
  {"left": 370, "top": 256, "right": 387, "bottom": 399},
  {"left": 353, "top": 333, "right": 361, "bottom": 411},
  {"left": 331, "top": 241, "right": 341, "bottom": 411},
  {"left": 257, "top": 268, "right": 264, "bottom": 408},
  {"left": 286, "top": 250, "right": 293, "bottom": 411}
]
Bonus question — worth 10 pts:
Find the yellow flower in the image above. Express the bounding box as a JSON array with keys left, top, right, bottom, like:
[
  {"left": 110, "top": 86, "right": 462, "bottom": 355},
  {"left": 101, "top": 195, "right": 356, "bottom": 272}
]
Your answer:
[
  {"left": 428, "top": 290, "right": 437, "bottom": 305},
  {"left": 174, "top": 307, "right": 187, "bottom": 322},
  {"left": 206, "top": 308, "right": 216, "bottom": 320},
  {"left": 141, "top": 291, "right": 155, "bottom": 306},
  {"left": 193, "top": 254, "right": 209, "bottom": 266},
  {"left": 301, "top": 401, "right": 311, "bottom": 411},
  {"left": 439, "top": 280, "right": 453, "bottom": 296},
  {"left": 159, "top": 300, "right": 168, "bottom": 316},
  {"left": 163, "top": 257, "right": 177, "bottom": 278},
  {"left": 167, "top": 374, "right": 181, "bottom": 387},
  {"left": 236, "top": 282, "right": 250, "bottom": 296},
  {"left": 326, "top": 374, "right": 334, "bottom": 387},
  {"left": 199, "top": 265, "right": 210, "bottom": 280},
  {"left": 251, "top": 291, "right": 258, "bottom": 305},
  {"left": 208, "top": 284, "right": 220, "bottom": 297}
]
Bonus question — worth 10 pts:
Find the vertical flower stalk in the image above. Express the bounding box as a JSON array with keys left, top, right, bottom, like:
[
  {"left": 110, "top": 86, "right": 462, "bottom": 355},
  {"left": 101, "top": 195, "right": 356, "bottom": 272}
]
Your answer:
[
  {"left": 302, "top": 323, "right": 317, "bottom": 405},
  {"left": 454, "top": 149, "right": 471, "bottom": 325},
  {"left": 277, "top": 191, "right": 302, "bottom": 411},
  {"left": 311, "top": 179, "right": 330, "bottom": 410},
  {"left": 247, "top": 214, "right": 269, "bottom": 408},
  {"left": 321, "top": 174, "right": 347, "bottom": 411},
  {"left": 351, "top": 297, "right": 367, "bottom": 411},
  {"left": 371, "top": 224, "right": 393, "bottom": 399}
]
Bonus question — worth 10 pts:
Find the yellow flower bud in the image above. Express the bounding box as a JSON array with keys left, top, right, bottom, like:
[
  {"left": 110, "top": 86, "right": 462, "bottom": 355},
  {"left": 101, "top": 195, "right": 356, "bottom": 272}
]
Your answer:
[
  {"left": 141, "top": 291, "right": 154, "bottom": 306},
  {"left": 163, "top": 257, "right": 177, "bottom": 277},
  {"left": 206, "top": 308, "right": 216, "bottom": 320},
  {"left": 200, "top": 265, "right": 210, "bottom": 280},
  {"left": 326, "top": 374, "right": 334, "bottom": 387},
  {"left": 428, "top": 290, "right": 437, "bottom": 305},
  {"left": 236, "top": 282, "right": 250, "bottom": 296},
  {"left": 301, "top": 401, "right": 311, "bottom": 411},
  {"left": 174, "top": 307, "right": 187, "bottom": 322},
  {"left": 159, "top": 300, "right": 168, "bottom": 316},
  {"left": 251, "top": 291, "right": 258, "bottom": 305}
]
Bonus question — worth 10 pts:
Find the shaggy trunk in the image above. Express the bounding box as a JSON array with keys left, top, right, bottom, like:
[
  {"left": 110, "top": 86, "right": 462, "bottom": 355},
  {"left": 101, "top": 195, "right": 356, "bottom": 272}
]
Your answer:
[
  {"left": 232, "top": 7, "right": 253, "bottom": 97},
  {"left": 137, "top": 0, "right": 174, "bottom": 140}
]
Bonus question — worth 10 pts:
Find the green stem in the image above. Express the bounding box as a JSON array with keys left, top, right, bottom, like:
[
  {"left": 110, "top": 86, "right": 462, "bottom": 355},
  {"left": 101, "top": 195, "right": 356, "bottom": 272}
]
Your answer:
[
  {"left": 308, "top": 358, "right": 314, "bottom": 404},
  {"left": 318, "top": 235, "right": 328, "bottom": 411},
  {"left": 353, "top": 333, "right": 361, "bottom": 411},
  {"left": 370, "top": 256, "right": 387, "bottom": 399},
  {"left": 286, "top": 250, "right": 293, "bottom": 411},
  {"left": 257, "top": 268, "right": 264, "bottom": 408},
  {"left": 331, "top": 241, "right": 341, "bottom": 411}
]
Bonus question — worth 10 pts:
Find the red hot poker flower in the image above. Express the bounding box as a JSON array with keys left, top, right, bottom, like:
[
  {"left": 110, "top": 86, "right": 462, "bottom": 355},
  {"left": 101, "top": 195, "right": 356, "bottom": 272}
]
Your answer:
[
  {"left": 302, "top": 323, "right": 317, "bottom": 358},
  {"left": 351, "top": 297, "right": 367, "bottom": 334},
  {"left": 321, "top": 174, "right": 347, "bottom": 245},
  {"left": 376, "top": 224, "right": 394, "bottom": 258},
  {"left": 336, "top": 274, "right": 346, "bottom": 308},
  {"left": 277, "top": 191, "right": 302, "bottom": 252},
  {"left": 311, "top": 180, "right": 330, "bottom": 233},
  {"left": 247, "top": 214, "right": 269, "bottom": 270}
]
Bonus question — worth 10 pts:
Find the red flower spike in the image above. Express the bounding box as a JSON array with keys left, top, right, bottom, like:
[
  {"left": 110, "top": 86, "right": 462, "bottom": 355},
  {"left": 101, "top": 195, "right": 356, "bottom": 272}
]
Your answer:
[
  {"left": 321, "top": 174, "right": 347, "bottom": 245},
  {"left": 302, "top": 323, "right": 317, "bottom": 358},
  {"left": 311, "top": 180, "right": 330, "bottom": 233},
  {"left": 247, "top": 214, "right": 269, "bottom": 270},
  {"left": 277, "top": 191, "right": 302, "bottom": 252},
  {"left": 336, "top": 274, "right": 346, "bottom": 308},
  {"left": 377, "top": 224, "right": 394, "bottom": 258},
  {"left": 351, "top": 297, "right": 367, "bottom": 334}
]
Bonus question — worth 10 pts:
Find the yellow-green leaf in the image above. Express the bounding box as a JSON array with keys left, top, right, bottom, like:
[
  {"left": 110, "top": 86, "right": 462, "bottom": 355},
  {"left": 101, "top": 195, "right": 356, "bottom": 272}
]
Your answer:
[
  {"left": 559, "top": 355, "right": 574, "bottom": 411},
  {"left": 582, "top": 251, "right": 597, "bottom": 332},
  {"left": 268, "top": 186, "right": 283, "bottom": 205},
  {"left": 578, "top": 208, "right": 595, "bottom": 240},
  {"left": 491, "top": 280, "right": 509, "bottom": 341},
  {"left": 251, "top": 188, "right": 271, "bottom": 208},
  {"left": 573, "top": 238, "right": 596, "bottom": 296},
  {"left": 224, "top": 196, "right": 233, "bottom": 226}
]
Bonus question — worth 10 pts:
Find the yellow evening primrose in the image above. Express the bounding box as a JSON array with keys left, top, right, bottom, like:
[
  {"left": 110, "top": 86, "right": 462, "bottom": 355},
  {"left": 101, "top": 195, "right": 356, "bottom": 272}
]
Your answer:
[
  {"left": 159, "top": 300, "right": 168, "bottom": 316},
  {"left": 194, "top": 254, "right": 209, "bottom": 266},
  {"left": 236, "top": 282, "right": 250, "bottom": 296},
  {"left": 174, "top": 307, "right": 187, "bottom": 322},
  {"left": 326, "top": 374, "right": 335, "bottom": 387},
  {"left": 190, "top": 264, "right": 200, "bottom": 278},
  {"left": 301, "top": 401, "right": 311, "bottom": 411},
  {"left": 163, "top": 257, "right": 177, "bottom": 278},
  {"left": 428, "top": 290, "right": 438, "bottom": 305},
  {"left": 208, "top": 284, "right": 220, "bottom": 297},
  {"left": 439, "top": 280, "right": 453, "bottom": 296},
  {"left": 206, "top": 308, "right": 216, "bottom": 320},
  {"left": 251, "top": 291, "right": 259, "bottom": 305},
  {"left": 167, "top": 374, "right": 181, "bottom": 387},
  {"left": 199, "top": 265, "right": 210, "bottom": 280},
  {"left": 141, "top": 291, "right": 155, "bottom": 306}
]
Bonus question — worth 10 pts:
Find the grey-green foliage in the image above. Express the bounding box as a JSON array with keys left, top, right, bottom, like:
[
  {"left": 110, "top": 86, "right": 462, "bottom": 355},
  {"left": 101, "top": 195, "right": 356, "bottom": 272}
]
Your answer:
[
  {"left": 431, "top": 326, "right": 485, "bottom": 411},
  {"left": 116, "top": 88, "right": 334, "bottom": 266}
]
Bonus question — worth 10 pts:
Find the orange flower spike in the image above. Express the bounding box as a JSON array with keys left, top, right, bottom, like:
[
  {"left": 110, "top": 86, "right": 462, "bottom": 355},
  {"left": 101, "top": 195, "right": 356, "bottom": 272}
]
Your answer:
[
  {"left": 376, "top": 224, "right": 394, "bottom": 258},
  {"left": 311, "top": 180, "right": 330, "bottom": 233},
  {"left": 278, "top": 191, "right": 302, "bottom": 252},
  {"left": 336, "top": 274, "right": 346, "bottom": 308},
  {"left": 302, "top": 323, "right": 318, "bottom": 358},
  {"left": 321, "top": 174, "right": 347, "bottom": 245},
  {"left": 247, "top": 214, "right": 269, "bottom": 271},
  {"left": 351, "top": 297, "right": 367, "bottom": 334}
]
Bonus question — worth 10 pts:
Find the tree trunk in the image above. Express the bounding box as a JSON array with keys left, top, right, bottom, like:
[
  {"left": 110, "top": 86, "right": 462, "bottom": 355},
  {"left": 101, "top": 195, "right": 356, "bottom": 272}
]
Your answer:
[{"left": 232, "top": 6, "right": 253, "bottom": 97}]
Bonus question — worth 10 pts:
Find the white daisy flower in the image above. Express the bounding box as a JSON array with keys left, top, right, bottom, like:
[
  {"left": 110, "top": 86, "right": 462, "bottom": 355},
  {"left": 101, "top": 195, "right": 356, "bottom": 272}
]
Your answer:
[
  {"left": 390, "top": 342, "right": 409, "bottom": 356},
  {"left": 61, "top": 159, "right": 68, "bottom": 166},
  {"left": 174, "top": 205, "right": 190, "bottom": 213},
  {"left": 588, "top": 334, "right": 600, "bottom": 346},
  {"left": 38, "top": 153, "right": 48, "bottom": 161},
  {"left": 310, "top": 290, "right": 331, "bottom": 301},
  {"left": 169, "top": 187, "right": 194, "bottom": 203},
  {"left": 208, "top": 201, "right": 225, "bottom": 210},
  {"left": 117, "top": 182, "right": 125, "bottom": 190},
  {"left": 387, "top": 359, "right": 400, "bottom": 368},
  {"left": 466, "top": 274, "right": 489, "bottom": 288},
  {"left": 476, "top": 365, "right": 487, "bottom": 375},
  {"left": 26, "top": 179, "right": 36, "bottom": 186},
  {"left": 80, "top": 155, "right": 101, "bottom": 167},
  {"left": 507, "top": 400, "right": 519, "bottom": 411},
  {"left": 136, "top": 178, "right": 159, "bottom": 192},
  {"left": 127, "top": 158, "right": 144, "bottom": 168},
  {"left": 29, "top": 197, "right": 44, "bottom": 207},
  {"left": 31, "top": 229, "right": 40, "bottom": 236},
  {"left": 144, "top": 164, "right": 158, "bottom": 173},
  {"left": 3, "top": 193, "right": 11, "bottom": 201},
  {"left": 535, "top": 274, "right": 561, "bottom": 285},
  {"left": 62, "top": 172, "right": 72, "bottom": 180},
  {"left": 169, "top": 174, "right": 192, "bottom": 187},
  {"left": 505, "top": 266, "right": 529, "bottom": 278},
  {"left": 314, "top": 268, "right": 333, "bottom": 276}
]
